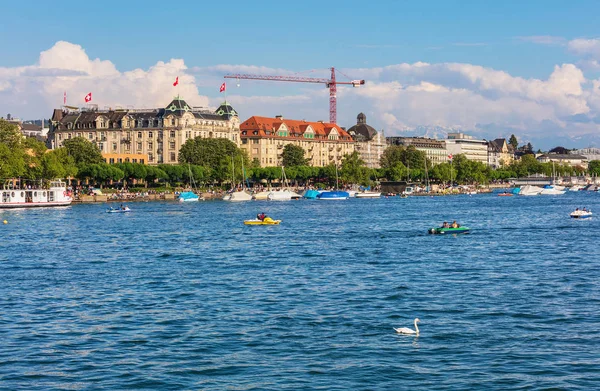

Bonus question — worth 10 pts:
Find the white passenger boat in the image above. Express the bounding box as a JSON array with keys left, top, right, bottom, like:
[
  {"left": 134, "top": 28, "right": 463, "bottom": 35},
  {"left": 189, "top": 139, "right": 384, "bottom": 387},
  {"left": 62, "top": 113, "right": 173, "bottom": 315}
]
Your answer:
[{"left": 0, "top": 180, "right": 72, "bottom": 208}]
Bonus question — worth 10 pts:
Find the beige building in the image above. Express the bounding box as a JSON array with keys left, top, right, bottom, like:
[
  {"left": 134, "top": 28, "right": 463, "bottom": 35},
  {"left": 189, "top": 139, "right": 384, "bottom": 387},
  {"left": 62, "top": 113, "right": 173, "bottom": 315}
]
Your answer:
[
  {"left": 445, "top": 132, "right": 488, "bottom": 164},
  {"left": 48, "top": 97, "right": 240, "bottom": 164},
  {"left": 346, "top": 113, "right": 385, "bottom": 168},
  {"left": 386, "top": 136, "right": 448, "bottom": 165},
  {"left": 239, "top": 116, "right": 355, "bottom": 167},
  {"left": 487, "top": 138, "right": 515, "bottom": 168},
  {"left": 536, "top": 153, "right": 588, "bottom": 169}
]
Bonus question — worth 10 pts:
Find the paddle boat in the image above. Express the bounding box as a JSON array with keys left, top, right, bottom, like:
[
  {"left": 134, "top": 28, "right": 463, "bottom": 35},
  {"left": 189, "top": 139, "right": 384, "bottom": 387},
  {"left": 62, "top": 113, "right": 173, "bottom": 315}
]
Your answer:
[
  {"left": 107, "top": 206, "right": 131, "bottom": 213},
  {"left": 244, "top": 217, "right": 281, "bottom": 225},
  {"left": 428, "top": 226, "right": 470, "bottom": 235},
  {"left": 570, "top": 209, "right": 593, "bottom": 219}
]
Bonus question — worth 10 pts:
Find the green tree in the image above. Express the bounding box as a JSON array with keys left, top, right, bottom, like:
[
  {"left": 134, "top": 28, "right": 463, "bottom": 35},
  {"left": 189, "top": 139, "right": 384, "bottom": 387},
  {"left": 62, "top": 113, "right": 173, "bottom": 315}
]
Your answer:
[
  {"left": 179, "top": 137, "right": 247, "bottom": 183},
  {"left": 589, "top": 160, "right": 600, "bottom": 176},
  {"left": 281, "top": 144, "right": 308, "bottom": 167},
  {"left": 63, "top": 137, "right": 104, "bottom": 165},
  {"left": 508, "top": 134, "right": 518, "bottom": 149},
  {"left": 0, "top": 119, "right": 23, "bottom": 148},
  {"left": 340, "top": 151, "right": 369, "bottom": 185},
  {"left": 380, "top": 145, "right": 405, "bottom": 169}
]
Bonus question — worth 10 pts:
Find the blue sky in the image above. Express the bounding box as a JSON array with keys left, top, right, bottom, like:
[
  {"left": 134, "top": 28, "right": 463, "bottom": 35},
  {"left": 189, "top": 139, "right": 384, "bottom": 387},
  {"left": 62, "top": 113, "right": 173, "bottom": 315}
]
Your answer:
[
  {"left": 2, "top": 0, "right": 600, "bottom": 148},
  {"left": 2, "top": 0, "right": 596, "bottom": 76}
]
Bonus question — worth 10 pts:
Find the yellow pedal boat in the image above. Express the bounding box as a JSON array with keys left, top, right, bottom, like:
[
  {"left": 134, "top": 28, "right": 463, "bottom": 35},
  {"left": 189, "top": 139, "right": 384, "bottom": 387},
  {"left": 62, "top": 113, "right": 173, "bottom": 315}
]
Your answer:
[{"left": 244, "top": 217, "right": 281, "bottom": 225}]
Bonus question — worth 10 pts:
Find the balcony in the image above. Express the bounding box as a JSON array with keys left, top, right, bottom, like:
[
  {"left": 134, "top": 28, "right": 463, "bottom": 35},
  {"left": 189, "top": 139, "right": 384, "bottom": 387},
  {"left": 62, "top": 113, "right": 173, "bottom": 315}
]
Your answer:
[{"left": 277, "top": 144, "right": 283, "bottom": 149}]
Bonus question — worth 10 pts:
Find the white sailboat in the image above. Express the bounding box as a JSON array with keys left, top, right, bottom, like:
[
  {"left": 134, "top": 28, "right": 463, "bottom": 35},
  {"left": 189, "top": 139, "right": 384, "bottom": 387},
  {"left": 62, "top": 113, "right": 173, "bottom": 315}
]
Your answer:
[
  {"left": 223, "top": 155, "right": 252, "bottom": 202},
  {"left": 267, "top": 166, "right": 301, "bottom": 201}
]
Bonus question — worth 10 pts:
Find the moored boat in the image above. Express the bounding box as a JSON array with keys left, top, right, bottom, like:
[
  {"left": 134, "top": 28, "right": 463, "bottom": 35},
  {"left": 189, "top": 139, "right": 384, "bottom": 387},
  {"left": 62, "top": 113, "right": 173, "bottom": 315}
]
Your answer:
[
  {"left": 0, "top": 180, "right": 72, "bottom": 208},
  {"left": 178, "top": 191, "right": 200, "bottom": 202},
  {"left": 303, "top": 189, "right": 321, "bottom": 199},
  {"left": 355, "top": 191, "right": 382, "bottom": 198},
  {"left": 317, "top": 190, "right": 349, "bottom": 200}
]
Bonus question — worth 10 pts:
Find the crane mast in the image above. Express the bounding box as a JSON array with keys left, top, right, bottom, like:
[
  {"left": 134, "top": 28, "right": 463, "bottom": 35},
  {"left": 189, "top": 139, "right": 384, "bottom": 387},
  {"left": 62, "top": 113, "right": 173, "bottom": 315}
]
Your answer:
[{"left": 224, "top": 67, "right": 364, "bottom": 124}]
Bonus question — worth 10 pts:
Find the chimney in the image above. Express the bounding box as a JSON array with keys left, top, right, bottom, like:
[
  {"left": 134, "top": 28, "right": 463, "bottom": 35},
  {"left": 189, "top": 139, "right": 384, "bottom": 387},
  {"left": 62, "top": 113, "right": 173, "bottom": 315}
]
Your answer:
[{"left": 275, "top": 115, "right": 283, "bottom": 120}]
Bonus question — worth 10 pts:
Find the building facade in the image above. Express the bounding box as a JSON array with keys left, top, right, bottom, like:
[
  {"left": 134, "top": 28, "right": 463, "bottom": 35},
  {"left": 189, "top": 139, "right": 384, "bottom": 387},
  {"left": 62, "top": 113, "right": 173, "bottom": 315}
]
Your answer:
[
  {"left": 239, "top": 116, "right": 355, "bottom": 167},
  {"left": 445, "top": 132, "right": 488, "bottom": 164},
  {"left": 573, "top": 147, "right": 600, "bottom": 162},
  {"left": 386, "top": 136, "right": 448, "bottom": 165},
  {"left": 48, "top": 97, "right": 240, "bottom": 165},
  {"left": 536, "top": 153, "right": 588, "bottom": 169},
  {"left": 487, "top": 138, "right": 514, "bottom": 168},
  {"left": 346, "top": 113, "right": 385, "bottom": 168}
]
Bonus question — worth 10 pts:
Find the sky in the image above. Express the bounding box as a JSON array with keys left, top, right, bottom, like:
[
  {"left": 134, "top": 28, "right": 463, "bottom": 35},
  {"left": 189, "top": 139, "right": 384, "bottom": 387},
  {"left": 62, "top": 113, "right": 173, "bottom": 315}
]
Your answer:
[{"left": 2, "top": 0, "right": 600, "bottom": 149}]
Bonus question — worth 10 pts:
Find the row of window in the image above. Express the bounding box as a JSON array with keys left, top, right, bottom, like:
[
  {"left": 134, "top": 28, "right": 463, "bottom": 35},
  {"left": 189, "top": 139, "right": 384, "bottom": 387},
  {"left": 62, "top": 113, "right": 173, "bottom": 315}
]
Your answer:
[
  {"left": 67, "top": 118, "right": 229, "bottom": 130},
  {"left": 110, "top": 141, "right": 176, "bottom": 151}
]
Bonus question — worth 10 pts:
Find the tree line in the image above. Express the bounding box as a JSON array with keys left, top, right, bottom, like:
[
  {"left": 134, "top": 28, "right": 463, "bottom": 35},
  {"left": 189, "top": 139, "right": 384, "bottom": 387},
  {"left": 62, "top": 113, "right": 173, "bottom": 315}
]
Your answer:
[{"left": 1, "top": 119, "right": 599, "bottom": 189}]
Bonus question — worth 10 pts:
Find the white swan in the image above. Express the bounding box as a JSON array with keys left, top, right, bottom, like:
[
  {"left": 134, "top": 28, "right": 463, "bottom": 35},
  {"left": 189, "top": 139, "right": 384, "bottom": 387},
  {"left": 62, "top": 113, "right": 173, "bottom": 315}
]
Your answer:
[{"left": 394, "top": 318, "right": 420, "bottom": 335}]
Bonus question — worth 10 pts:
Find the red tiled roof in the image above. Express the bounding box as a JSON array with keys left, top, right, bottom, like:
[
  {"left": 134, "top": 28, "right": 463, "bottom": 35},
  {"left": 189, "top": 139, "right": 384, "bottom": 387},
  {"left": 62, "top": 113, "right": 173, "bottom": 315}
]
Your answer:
[{"left": 240, "top": 116, "right": 353, "bottom": 141}]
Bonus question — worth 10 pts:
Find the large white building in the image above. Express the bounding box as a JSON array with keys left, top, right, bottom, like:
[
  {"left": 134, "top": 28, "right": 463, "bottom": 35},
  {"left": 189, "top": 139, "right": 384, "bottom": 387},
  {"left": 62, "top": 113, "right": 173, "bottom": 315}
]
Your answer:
[
  {"left": 445, "top": 132, "right": 488, "bottom": 164},
  {"left": 386, "top": 136, "right": 448, "bottom": 165}
]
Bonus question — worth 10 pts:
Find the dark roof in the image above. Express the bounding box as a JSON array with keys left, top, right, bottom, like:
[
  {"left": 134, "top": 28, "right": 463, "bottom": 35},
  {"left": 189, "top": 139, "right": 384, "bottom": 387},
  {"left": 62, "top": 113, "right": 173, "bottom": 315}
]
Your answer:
[
  {"left": 538, "top": 154, "right": 587, "bottom": 160},
  {"left": 215, "top": 101, "right": 238, "bottom": 120},
  {"left": 488, "top": 138, "right": 507, "bottom": 152},
  {"left": 164, "top": 97, "right": 193, "bottom": 116},
  {"left": 347, "top": 112, "right": 377, "bottom": 141},
  {"left": 20, "top": 123, "right": 42, "bottom": 131}
]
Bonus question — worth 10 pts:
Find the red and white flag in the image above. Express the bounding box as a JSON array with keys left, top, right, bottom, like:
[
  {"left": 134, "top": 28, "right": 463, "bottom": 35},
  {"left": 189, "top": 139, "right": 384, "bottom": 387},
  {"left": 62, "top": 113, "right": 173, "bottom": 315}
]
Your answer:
[
  {"left": 63, "top": 91, "right": 67, "bottom": 105},
  {"left": 448, "top": 154, "right": 453, "bottom": 160},
  {"left": 84, "top": 92, "right": 92, "bottom": 103},
  {"left": 219, "top": 82, "right": 226, "bottom": 93},
  {"left": 173, "top": 76, "right": 179, "bottom": 87}
]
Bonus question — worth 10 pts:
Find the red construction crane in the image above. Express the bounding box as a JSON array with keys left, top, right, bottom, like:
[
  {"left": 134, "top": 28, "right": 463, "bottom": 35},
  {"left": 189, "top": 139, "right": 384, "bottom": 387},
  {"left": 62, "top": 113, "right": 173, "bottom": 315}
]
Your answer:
[{"left": 224, "top": 67, "right": 365, "bottom": 124}]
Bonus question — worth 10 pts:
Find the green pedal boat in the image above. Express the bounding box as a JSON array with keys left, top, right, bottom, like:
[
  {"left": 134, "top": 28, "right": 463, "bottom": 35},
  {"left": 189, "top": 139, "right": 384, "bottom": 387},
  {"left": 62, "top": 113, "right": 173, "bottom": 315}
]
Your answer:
[{"left": 429, "top": 226, "right": 470, "bottom": 235}]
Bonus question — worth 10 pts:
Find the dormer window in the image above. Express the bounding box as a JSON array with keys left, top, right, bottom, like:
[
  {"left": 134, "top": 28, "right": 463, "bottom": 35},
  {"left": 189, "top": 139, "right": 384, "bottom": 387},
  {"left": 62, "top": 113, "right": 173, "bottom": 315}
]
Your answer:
[
  {"left": 253, "top": 131, "right": 258, "bottom": 135},
  {"left": 242, "top": 131, "right": 247, "bottom": 135}
]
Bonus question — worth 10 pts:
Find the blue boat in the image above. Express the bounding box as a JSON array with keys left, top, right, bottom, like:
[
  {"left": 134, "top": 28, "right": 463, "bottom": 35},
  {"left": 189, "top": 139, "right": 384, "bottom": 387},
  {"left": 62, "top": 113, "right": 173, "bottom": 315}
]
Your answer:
[
  {"left": 303, "top": 189, "right": 321, "bottom": 199},
  {"left": 317, "top": 190, "right": 349, "bottom": 200},
  {"left": 178, "top": 191, "right": 200, "bottom": 202}
]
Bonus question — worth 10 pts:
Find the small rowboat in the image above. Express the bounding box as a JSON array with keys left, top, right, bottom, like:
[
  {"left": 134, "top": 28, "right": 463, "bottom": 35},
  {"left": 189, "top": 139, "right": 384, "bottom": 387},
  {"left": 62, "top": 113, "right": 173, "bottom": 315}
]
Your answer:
[{"left": 428, "top": 226, "right": 470, "bottom": 235}]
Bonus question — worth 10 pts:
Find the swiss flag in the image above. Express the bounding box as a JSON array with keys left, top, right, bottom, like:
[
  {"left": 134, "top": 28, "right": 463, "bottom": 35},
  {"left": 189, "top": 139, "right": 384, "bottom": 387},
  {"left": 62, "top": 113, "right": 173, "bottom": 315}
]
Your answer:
[
  {"left": 84, "top": 92, "right": 92, "bottom": 103},
  {"left": 448, "top": 154, "right": 453, "bottom": 160},
  {"left": 219, "top": 82, "right": 226, "bottom": 93},
  {"left": 173, "top": 76, "right": 179, "bottom": 87}
]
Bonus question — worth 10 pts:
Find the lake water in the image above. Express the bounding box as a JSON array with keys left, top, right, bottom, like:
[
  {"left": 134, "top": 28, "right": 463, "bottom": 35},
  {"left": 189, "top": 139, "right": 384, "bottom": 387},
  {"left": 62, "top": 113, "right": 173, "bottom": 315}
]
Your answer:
[{"left": 1, "top": 192, "right": 599, "bottom": 390}]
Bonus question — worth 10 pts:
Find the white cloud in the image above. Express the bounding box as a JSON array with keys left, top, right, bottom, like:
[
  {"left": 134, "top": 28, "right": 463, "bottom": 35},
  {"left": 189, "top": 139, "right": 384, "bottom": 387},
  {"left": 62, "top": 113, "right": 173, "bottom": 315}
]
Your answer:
[
  {"left": 3, "top": 41, "right": 600, "bottom": 148},
  {"left": 567, "top": 38, "right": 600, "bottom": 59},
  {"left": 0, "top": 41, "right": 208, "bottom": 116},
  {"left": 517, "top": 36, "right": 567, "bottom": 46}
]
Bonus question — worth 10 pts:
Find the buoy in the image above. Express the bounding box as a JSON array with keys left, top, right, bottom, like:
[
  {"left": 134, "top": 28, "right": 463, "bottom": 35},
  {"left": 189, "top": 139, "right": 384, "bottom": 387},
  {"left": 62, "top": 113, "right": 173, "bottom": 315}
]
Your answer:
[{"left": 3, "top": 220, "right": 7, "bottom": 224}]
